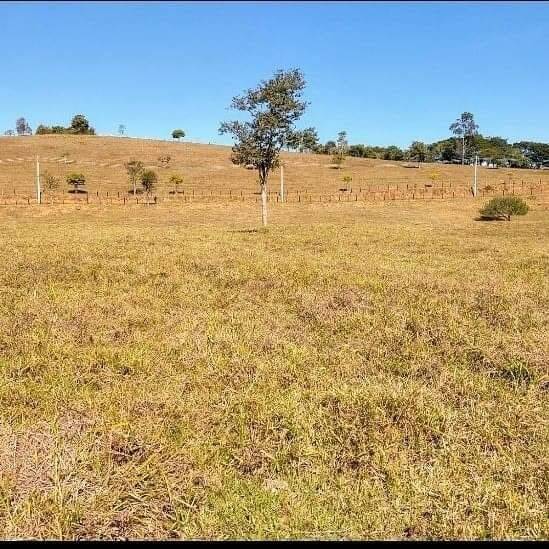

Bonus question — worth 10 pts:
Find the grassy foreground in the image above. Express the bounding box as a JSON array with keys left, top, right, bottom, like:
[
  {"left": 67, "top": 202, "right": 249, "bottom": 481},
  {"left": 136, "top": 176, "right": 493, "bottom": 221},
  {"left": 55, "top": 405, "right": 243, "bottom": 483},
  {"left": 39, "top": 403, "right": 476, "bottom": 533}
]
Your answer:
[{"left": 0, "top": 200, "right": 547, "bottom": 539}]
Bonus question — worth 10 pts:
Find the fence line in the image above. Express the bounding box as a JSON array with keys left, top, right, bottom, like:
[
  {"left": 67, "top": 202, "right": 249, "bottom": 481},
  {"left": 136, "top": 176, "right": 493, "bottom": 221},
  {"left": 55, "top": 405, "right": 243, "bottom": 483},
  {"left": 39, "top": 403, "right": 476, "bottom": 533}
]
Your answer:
[{"left": 0, "top": 182, "right": 547, "bottom": 207}]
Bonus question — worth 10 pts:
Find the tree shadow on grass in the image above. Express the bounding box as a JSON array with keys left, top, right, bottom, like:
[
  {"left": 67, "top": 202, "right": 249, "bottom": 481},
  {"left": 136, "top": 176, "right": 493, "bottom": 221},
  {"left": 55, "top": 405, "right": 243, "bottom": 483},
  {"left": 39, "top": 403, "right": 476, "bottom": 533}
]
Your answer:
[
  {"left": 474, "top": 216, "right": 508, "bottom": 222},
  {"left": 228, "top": 229, "right": 260, "bottom": 234}
]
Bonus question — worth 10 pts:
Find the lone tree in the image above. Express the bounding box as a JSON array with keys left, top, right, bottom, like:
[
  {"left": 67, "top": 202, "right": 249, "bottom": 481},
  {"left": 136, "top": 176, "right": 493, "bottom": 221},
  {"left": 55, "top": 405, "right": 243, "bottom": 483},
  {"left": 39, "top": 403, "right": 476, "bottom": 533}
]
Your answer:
[
  {"left": 125, "top": 160, "right": 144, "bottom": 196},
  {"left": 332, "top": 131, "right": 348, "bottom": 168},
  {"left": 219, "top": 68, "right": 308, "bottom": 226},
  {"left": 450, "top": 112, "right": 479, "bottom": 165},
  {"left": 479, "top": 196, "right": 529, "bottom": 221},
  {"left": 169, "top": 174, "right": 184, "bottom": 193},
  {"left": 15, "top": 117, "right": 32, "bottom": 136},
  {"left": 118, "top": 124, "right": 126, "bottom": 136},
  {"left": 66, "top": 173, "right": 86, "bottom": 193},
  {"left": 140, "top": 169, "right": 158, "bottom": 196},
  {"left": 172, "top": 129, "right": 185, "bottom": 141},
  {"left": 69, "top": 114, "right": 95, "bottom": 135}
]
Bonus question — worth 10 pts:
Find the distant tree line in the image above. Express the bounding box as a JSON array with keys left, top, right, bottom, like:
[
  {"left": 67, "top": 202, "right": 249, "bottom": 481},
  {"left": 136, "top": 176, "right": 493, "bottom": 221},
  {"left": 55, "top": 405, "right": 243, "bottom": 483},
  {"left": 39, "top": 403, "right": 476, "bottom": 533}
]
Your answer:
[
  {"left": 4, "top": 108, "right": 548, "bottom": 169},
  {"left": 35, "top": 114, "right": 96, "bottom": 135},
  {"left": 307, "top": 112, "right": 549, "bottom": 169}
]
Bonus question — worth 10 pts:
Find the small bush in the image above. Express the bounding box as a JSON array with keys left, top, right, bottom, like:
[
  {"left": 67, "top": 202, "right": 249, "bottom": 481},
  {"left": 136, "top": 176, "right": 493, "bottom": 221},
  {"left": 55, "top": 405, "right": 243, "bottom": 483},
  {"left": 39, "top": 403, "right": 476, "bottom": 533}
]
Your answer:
[
  {"left": 141, "top": 170, "right": 158, "bottom": 194},
  {"left": 66, "top": 172, "right": 86, "bottom": 192},
  {"left": 479, "top": 196, "right": 529, "bottom": 221},
  {"left": 42, "top": 171, "right": 60, "bottom": 192},
  {"left": 169, "top": 174, "right": 184, "bottom": 193},
  {"left": 158, "top": 155, "right": 171, "bottom": 169}
]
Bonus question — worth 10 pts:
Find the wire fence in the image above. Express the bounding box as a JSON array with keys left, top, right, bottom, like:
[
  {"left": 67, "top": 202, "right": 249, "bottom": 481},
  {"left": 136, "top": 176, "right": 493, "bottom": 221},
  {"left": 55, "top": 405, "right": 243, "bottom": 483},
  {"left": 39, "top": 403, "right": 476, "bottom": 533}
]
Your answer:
[
  {"left": 1, "top": 155, "right": 548, "bottom": 206},
  {"left": 1, "top": 181, "right": 547, "bottom": 206}
]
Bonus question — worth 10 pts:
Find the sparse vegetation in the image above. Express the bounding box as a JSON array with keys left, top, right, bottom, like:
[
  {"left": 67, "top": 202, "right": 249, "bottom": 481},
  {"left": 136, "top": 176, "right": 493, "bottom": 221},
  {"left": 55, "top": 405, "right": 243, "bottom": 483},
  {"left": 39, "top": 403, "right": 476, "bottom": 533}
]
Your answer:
[
  {"left": 125, "top": 160, "right": 145, "bottom": 196},
  {"left": 479, "top": 196, "right": 529, "bottom": 221},
  {"left": 158, "top": 155, "right": 172, "bottom": 169},
  {"left": 331, "top": 131, "right": 348, "bottom": 169},
  {"left": 342, "top": 175, "right": 352, "bottom": 188},
  {"left": 42, "top": 171, "right": 60, "bottom": 193},
  {"left": 169, "top": 174, "right": 184, "bottom": 193},
  {"left": 0, "top": 200, "right": 546, "bottom": 539},
  {"left": 66, "top": 172, "right": 86, "bottom": 193},
  {"left": 141, "top": 169, "right": 158, "bottom": 195}
]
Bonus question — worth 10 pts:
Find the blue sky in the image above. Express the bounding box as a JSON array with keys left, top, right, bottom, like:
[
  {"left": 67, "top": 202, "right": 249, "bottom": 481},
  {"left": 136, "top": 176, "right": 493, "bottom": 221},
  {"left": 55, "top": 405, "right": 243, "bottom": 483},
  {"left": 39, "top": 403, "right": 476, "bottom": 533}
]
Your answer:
[{"left": 1, "top": 1, "right": 548, "bottom": 147}]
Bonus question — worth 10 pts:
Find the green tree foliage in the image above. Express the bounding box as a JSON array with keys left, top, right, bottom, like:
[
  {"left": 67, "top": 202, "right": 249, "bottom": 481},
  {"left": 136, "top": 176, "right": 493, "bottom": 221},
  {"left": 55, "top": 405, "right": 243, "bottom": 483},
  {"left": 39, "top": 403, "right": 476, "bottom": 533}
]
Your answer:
[
  {"left": 513, "top": 141, "right": 549, "bottom": 167},
  {"left": 69, "top": 114, "right": 95, "bottom": 135},
  {"left": 383, "top": 145, "right": 404, "bottom": 161},
  {"left": 66, "top": 173, "right": 86, "bottom": 192},
  {"left": 140, "top": 170, "right": 158, "bottom": 194},
  {"left": 35, "top": 125, "right": 52, "bottom": 135},
  {"left": 172, "top": 129, "right": 185, "bottom": 140},
  {"left": 33, "top": 115, "right": 95, "bottom": 135},
  {"left": 449, "top": 112, "right": 479, "bottom": 164},
  {"left": 479, "top": 196, "right": 529, "bottom": 221},
  {"left": 332, "top": 131, "right": 348, "bottom": 168},
  {"left": 290, "top": 127, "right": 320, "bottom": 153},
  {"left": 124, "top": 160, "right": 144, "bottom": 196},
  {"left": 219, "top": 68, "right": 308, "bottom": 226},
  {"left": 169, "top": 174, "right": 184, "bottom": 193},
  {"left": 15, "top": 117, "right": 32, "bottom": 136},
  {"left": 408, "top": 141, "right": 428, "bottom": 162}
]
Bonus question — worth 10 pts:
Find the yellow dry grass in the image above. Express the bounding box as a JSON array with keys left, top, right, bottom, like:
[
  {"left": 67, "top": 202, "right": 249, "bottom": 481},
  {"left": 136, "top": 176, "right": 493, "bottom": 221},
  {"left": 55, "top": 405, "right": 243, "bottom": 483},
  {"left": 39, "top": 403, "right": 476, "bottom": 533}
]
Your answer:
[
  {"left": 0, "top": 197, "right": 547, "bottom": 540},
  {"left": 1, "top": 135, "right": 548, "bottom": 202}
]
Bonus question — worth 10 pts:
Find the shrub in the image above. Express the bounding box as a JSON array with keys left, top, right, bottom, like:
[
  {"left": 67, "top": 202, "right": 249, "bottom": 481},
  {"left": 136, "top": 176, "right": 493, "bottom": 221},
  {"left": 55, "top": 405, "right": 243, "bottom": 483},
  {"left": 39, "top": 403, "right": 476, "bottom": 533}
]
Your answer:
[
  {"left": 42, "top": 171, "right": 60, "bottom": 192},
  {"left": 66, "top": 173, "right": 86, "bottom": 192},
  {"left": 342, "top": 175, "right": 352, "bottom": 185},
  {"left": 158, "top": 155, "right": 171, "bottom": 169},
  {"left": 479, "top": 196, "right": 529, "bottom": 221},
  {"left": 169, "top": 174, "right": 184, "bottom": 193},
  {"left": 141, "top": 170, "right": 158, "bottom": 194},
  {"left": 172, "top": 129, "right": 185, "bottom": 140},
  {"left": 125, "top": 160, "right": 144, "bottom": 195}
]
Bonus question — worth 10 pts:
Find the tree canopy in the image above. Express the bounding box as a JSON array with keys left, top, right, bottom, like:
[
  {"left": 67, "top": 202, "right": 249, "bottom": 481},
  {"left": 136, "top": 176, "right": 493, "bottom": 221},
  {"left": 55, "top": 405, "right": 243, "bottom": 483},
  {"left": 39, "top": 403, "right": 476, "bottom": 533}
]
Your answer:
[{"left": 219, "top": 68, "right": 309, "bottom": 226}]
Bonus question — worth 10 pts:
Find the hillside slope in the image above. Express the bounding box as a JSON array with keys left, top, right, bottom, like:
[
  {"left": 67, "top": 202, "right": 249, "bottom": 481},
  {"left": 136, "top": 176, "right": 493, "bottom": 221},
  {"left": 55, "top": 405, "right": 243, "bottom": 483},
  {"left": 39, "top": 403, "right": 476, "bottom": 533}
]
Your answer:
[{"left": 1, "top": 135, "right": 548, "bottom": 200}]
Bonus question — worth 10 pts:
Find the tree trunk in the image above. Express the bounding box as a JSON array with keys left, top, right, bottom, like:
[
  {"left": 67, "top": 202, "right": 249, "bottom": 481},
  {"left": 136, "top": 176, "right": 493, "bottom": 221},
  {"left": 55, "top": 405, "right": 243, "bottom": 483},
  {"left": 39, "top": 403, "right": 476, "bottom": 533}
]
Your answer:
[
  {"left": 260, "top": 183, "right": 268, "bottom": 227},
  {"left": 133, "top": 179, "right": 136, "bottom": 196},
  {"left": 462, "top": 136, "right": 465, "bottom": 165}
]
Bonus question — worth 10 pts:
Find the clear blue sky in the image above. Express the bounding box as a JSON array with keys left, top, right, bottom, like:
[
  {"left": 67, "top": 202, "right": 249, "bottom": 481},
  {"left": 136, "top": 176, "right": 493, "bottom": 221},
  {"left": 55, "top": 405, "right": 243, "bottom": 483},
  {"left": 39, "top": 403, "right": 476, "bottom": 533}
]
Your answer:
[{"left": 1, "top": 1, "right": 548, "bottom": 147}]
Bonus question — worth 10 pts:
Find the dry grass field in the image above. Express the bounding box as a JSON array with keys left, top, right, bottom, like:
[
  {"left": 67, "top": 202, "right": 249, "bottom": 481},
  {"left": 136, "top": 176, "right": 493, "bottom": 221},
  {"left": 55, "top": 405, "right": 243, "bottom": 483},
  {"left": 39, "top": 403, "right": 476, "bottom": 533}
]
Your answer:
[
  {"left": 0, "top": 192, "right": 548, "bottom": 539},
  {"left": 1, "top": 136, "right": 548, "bottom": 203}
]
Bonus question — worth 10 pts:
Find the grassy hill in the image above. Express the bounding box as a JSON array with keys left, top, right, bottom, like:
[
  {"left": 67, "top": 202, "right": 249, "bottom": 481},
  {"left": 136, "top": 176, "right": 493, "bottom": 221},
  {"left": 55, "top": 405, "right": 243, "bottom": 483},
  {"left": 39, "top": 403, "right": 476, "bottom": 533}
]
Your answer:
[
  {"left": 0, "top": 136, "right": 547, "bottom": 539},
  {"left": 1, "top": 135, "right": 548, "bottom": 202}
]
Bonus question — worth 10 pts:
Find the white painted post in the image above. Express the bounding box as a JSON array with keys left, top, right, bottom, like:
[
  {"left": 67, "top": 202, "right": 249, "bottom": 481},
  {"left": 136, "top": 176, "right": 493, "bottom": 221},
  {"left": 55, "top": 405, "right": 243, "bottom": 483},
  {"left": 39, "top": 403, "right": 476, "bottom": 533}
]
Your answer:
[
  {"left": 36, "top": 155, "right": 41, "bottom": 204},
  {"left": 473, "top": 154, "right": 478, "bottom": 197},
  {"left": 280, "top": 164, "right": 285, "bottom": 202}
]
